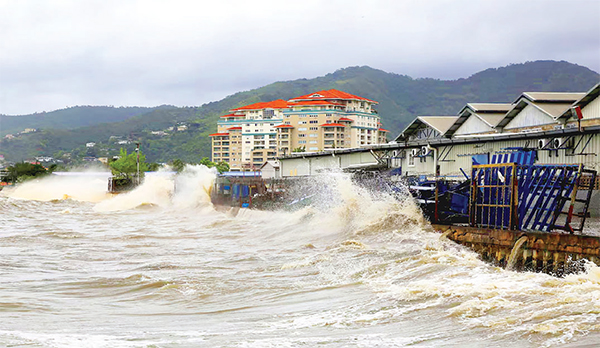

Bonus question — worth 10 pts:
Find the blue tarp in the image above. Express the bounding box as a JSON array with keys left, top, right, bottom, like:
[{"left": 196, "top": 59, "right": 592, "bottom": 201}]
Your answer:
[{"left": 472, "top": 154, "right": 489, "bottom": 165}]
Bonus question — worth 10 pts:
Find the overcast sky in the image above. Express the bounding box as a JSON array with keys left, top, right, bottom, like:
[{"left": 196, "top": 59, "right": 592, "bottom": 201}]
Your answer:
[{"left": 1, "top": 0, "right": 599, "bottom": 115}]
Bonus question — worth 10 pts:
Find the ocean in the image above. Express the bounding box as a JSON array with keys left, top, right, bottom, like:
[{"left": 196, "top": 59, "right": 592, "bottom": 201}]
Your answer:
[{"left": 1, "top": 166, "right": 600, "bottom": 347}]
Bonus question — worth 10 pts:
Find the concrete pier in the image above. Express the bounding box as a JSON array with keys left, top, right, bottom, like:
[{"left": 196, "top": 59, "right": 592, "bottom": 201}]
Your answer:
[{"left": 433, "top": 224, "right": 600, "bottom": 275}]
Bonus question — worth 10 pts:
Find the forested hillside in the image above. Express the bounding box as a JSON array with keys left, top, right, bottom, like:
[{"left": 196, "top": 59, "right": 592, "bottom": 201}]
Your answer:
[
  {"left": 1, "top": 60, "right": 598, "bottom": 163},
  {"left": 0, "top": 106, "right": 168, "bottom": 136}
]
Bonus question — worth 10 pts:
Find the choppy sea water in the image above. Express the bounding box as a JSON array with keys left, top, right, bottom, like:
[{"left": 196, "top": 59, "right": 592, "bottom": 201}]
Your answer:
[{"left": 1, "top": 166, "right": 600, "bottom": 348}]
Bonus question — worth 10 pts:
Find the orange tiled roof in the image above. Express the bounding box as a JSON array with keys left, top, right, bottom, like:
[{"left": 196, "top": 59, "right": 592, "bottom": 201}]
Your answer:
[
  {"left": 274, "top": 124, "right": 294, "bottom": 128},
  {"left": 338, "top": 117, "right": 353, "bottom": 122},
  {"left": 227, "top": 127, "right": 242, "bottom": 130},
  {"left": 209, "top": 133, "right": 229, "bottom": 137},
  {"left": 378, "top": 128, "right": 389, "bottom": 132},
  {"left": 288, "top": 100, "right": 344, "bottom": 106},
  {"left": 231, "top": 99, "right": 289, "bottom": 111},
  {"left": 220, "top": 113, "right": 245, "bottom": 118},
  {"left": 290, "top": 89, "right": 377, "bottom": 103},
  {"left": 320, "top": 123, "right": 346, "bottom": 127}
]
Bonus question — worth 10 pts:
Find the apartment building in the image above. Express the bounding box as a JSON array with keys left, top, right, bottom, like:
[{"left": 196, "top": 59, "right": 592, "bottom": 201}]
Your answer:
[
  {"left": 211, "top": 90, "right": 388, "bottom": 170},
  {"left": 278, "top": 90, "right": 387, "bottom": 155},
  {"left": 210, "top": 100, "right": 287, "bottom": 170}
]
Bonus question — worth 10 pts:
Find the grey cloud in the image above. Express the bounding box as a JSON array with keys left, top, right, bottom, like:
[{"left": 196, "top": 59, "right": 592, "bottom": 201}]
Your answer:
[{"left": 0, "top": 0, "right": 598, "bottom": 115}]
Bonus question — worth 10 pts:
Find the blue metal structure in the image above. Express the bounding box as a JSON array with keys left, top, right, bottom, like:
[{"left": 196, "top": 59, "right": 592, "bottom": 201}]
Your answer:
[
  {"left": 469, "top": 163, "right": 596, "bottom": 233},
  {"left": 491, "top": 150, "right": 536, "bottom": 165}
]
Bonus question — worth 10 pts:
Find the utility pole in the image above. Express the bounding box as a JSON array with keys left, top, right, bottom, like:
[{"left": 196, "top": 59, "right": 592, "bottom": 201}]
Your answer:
[{"left": 135, "top": 142, "right": 140, "bottom": 185}]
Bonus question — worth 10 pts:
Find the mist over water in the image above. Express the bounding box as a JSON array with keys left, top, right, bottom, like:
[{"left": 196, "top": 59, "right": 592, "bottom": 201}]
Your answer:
[{"left": 1, "top": 166, "right": 600, "bottom": 347}]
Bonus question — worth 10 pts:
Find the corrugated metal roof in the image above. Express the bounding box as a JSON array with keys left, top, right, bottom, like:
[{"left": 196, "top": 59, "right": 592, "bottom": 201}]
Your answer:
[
  {"left": 498, "top": 92, "right": 586, "bottom": 129},
  {"left": 467, "top": 103, "right": 513, "bottom": 112},
  {"left": 557, "top": 83, "right": 600, "bottom": 120},
  {"left": 418, "top": 116, "right": 459, "bottom": 134},
  {"left": 396, "top": 116, "right": 458, "bottom": 141},
  {"left": 446, "top": 103, "right": 513, "bottom": 137},
  {"left": 520, "top": 92, "right": 586, "bottom": 103},
  {"left": 475, "top": 112, "right": 507, "bottom": 127},
  {"left": 532, "top": 102, "right": 573, "bottom": 118}
]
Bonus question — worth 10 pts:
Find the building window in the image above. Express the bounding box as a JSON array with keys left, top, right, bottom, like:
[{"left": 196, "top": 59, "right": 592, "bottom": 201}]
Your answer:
[
  {"left": 309, "top": 120, "right": 318, "bottom": 124},
  {"left": 309, "top": 140, "right": 317, "bottom": 144},
  {"left": 299, "top": 140, "right": 306, "bottom": 144},
  {"left": 299, "top": 134, "right": 306, "bottom": 138},
  {"left": 298, "top": 127, "right": 307, "bottom": 131},
  {"left": 309, "top": 127, "right": 318, "bottom": 131},
  {"left": 408, "top": 154, "right": 415, "bottom": 166},
  {"left": 264, "top": 109, "right": 274, "bottom": 119},
  {"left": 309, "top": 147, "right": 318, "bottom": 151},
  {"left": 309, "top": 134, "right": 318, "bottom": 138}
]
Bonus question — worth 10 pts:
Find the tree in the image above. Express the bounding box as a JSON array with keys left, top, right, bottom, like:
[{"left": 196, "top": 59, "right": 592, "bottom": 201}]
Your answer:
[
  {"left": 292, "top": 146, "right": 306, "bottom": 153},
  {"left": 170, "top": 158, "right": 186, "bottom": 173},
  {"left": 198, "top": 157, "right": 229, "bottom": 173},
  {"left": 109, "top": 148, "right": 149, "bottom": 179},
  {"left": 3, "top": 162, "right": 48, "bottom": 183},
  {"left": 214, "top": 161, "right": 230, "bottom": 173}
]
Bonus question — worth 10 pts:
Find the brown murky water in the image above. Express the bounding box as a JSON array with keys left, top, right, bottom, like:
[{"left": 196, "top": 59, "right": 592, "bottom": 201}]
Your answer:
[{"left": 1, "top": 166, "right": 600, "bottom": 347}]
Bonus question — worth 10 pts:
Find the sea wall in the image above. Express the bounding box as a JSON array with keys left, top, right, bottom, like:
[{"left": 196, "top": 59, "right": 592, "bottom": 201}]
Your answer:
[{"left": 433, "top": 224, "right": 600, "bottom": 275}]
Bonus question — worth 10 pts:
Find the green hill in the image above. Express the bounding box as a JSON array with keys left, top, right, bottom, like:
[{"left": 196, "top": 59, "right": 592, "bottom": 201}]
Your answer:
[
  {"left": 1, "top": 60, "right": 598, "bottom": 163},
  {"left": 0, "top": 105, "right": 166, "bottom": 136}
]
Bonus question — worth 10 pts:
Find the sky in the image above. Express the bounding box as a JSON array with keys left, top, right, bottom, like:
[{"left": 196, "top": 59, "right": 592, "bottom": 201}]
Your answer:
[{"left": 1, "top": 0, "right": 599, "bottom": 115}]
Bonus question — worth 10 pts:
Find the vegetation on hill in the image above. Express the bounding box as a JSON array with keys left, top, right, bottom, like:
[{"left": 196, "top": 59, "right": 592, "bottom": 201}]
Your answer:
[
  {"left": 0, "top": 60, "right": 598, "bottom": 163},
  {"left": 0, "top": 106, "right": 170, "bottom": 136}
]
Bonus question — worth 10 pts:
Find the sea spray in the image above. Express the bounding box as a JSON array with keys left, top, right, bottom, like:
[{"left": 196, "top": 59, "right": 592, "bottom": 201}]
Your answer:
[
  {"left": 171, "top": 165, "right": 217, "bottom": 209},
  {"left": 1, "top": 172, "right": 110, "bottom": 202},
  {"left": 93, "top": 165, "right": 217, "bottom": 212},
  {"left": 93, "top": 173, "right": 174, "bottom": 212}
]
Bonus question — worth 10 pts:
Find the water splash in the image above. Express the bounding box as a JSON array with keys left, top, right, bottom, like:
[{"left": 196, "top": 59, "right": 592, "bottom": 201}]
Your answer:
[
  {"left": 171, "top": 165, "right": 217, "bottom": 209},
  {"left": 1, "top": 172, "right": 110, "bottom": 202},
  {"left": 93, "top": 165, "right": 217, "bottom": 212},
  {"left": 506, "top": 235, "right": 529, "bottom": 271}
]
